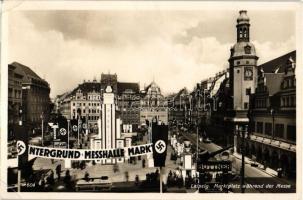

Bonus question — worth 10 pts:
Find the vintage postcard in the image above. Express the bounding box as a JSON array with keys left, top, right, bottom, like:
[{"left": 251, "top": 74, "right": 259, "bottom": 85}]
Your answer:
[{"left": 0, "top": 1, "right": 302, "bottom": 200}]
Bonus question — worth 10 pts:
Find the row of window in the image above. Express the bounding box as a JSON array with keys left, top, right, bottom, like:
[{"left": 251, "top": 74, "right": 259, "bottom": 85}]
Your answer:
[
  {"left": 253, "top": 121, "right": 296, "bottom": 141},
  {"left": 72, "top": 102, "right": 100, "bottom": 107},
  {"left": 255, "top": 98, "right": 266, "bottom": 108},
  {"left": 8, "top": 88, "right": 22, "bottom": 99},
  {"left": 281, "top": 95, "right": 296, "bottom": 107},
  {"left": 73, "top": 109, "right": 100, "bottom": 114},
  {"left": 72, "top": 115, "right": 100, "bottom": 121},
  {"left": 281, "top": 78, "right": 295, "bottom": 89}
]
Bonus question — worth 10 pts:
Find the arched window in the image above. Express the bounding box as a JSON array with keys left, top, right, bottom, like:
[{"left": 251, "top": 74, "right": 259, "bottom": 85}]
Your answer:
[{"left": 243, "top": 28, "right": 247, "bottom": 37}]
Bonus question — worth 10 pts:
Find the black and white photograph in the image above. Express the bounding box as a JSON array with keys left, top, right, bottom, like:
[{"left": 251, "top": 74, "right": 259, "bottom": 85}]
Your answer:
[{"left": 0, "top": 1, "right": 301, "bottom": 199}]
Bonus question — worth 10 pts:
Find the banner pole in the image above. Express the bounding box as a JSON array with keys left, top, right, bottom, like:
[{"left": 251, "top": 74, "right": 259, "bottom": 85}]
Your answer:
[
  {"left": 78, "top": 118, "right": 80, "bottom": 147},
  {"left": 41, "top": 115, "right": 44, "bottom": 146},
  {"left": 17, "top": 168, "right": 21, "bottom": 192},
  {"left": 67, "top": 120, "right": 70, "bottom": 149},
  {"left": 160, "top": 166, "right": 162, "bottom": 193}
]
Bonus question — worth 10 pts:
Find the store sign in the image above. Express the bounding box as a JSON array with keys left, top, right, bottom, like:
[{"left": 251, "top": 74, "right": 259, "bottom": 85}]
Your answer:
[{"left": 198, "top": 161, "right": 232, "bottom": 172}]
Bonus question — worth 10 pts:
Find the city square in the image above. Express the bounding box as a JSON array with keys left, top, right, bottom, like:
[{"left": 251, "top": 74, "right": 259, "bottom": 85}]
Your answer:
[{"left": 5, "top": 6, "right": 297, "bottom": 194}]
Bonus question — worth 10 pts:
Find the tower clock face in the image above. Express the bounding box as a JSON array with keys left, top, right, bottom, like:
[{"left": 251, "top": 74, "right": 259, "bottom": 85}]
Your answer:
[{"left": 244, "top": 67, "right": 253, "bottom": 80}]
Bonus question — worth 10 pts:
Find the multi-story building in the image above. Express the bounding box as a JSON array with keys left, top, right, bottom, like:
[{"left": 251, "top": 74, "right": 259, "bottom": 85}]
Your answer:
[
  {"left": 168, "top": 87, "right": 189, "bottom": 125},
  {"left": 8, "top": 62, "right": 51, "bottom": 134},
  {"left": 140, "top": 81, "right": 168, "bottom": 125},
  {"left": 8, "top": 64, "right": 23, "bottom": 126},
  {"left": 57, "top": 74, "right": 140, "bottom": 131},
  {"left": 117, "top": 82, "right": 140, "bottom": 129},
  {"left": 245, "top": 51, "right": 296, "bottom": 178}
]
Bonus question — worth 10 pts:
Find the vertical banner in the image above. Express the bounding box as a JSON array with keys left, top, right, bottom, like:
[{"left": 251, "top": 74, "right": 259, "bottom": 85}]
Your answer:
[
  {"left": 81, "top": 116, "right": 87, "bottom": 131},
  {"left": 15, "top": 126, "right": 29, "bottom": 169},
  {"left": 152, "top": 124, "right": 168, "bottom": 167},
  {"left": 58, "top": 118, "right": 68, "bottom": 142},
  {"left": 71, "top": 119, "right": 78, "bottom": 137}
]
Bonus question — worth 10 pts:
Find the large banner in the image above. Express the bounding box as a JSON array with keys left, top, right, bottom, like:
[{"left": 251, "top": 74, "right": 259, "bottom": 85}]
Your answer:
[
  {"left": 19, "top": 142, "right": 153, "bottom": 161},
  {"left": 152, "top": 124, "right": 168, "bottom": 167}
]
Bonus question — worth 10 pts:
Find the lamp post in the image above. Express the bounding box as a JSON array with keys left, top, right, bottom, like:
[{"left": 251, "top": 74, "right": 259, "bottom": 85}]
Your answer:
[
  {"left": 239, "top": 125, "right": 248, "bottom": 193},
  {"left": 40, "top": 112, "right": 44, "bottom": 146},
  {"left": 270, "top": 108, "right": 275, "bottom": 139}
]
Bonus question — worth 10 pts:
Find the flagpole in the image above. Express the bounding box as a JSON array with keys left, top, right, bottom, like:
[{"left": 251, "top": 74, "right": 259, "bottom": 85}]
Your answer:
[
  {"left": 41, "top": 112, "right": 44, "bottom": 146},
  {"left": 160, "top": 166, "right": 163, "bottom": 193},
  {"left": 67, "top": 119, "right": 70, "bottom": 149},
  {"left": 78, "top": 117, "right": 80, "bottom": 147}
]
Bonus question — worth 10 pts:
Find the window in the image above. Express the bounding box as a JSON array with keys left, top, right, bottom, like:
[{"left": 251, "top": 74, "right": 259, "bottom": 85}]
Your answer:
[
  {"left": 256, "top": 122, "right": 263, "bottom": 134},
  {"left": 73, "top": 103, "right": 75, "bottom": 106},
  {"left": 246, "top": 88, "right": 251, "bottom": 95},
  {"left": 83, "top": 103, "right": 86, "bottom": 106},
  {"left": 275, "top": 124, "right": 284, "bottom": 138},
  {"left": 265, "top": 123, "right": 272, "bottom": 136},
  {"left": 287, "top": 125, "right": 296, "bottom": 141},
  {"left": 244, "top": 102, "right": 249, "bottom": 109},
  {"left": 290, "top": 96, "right": 295, "bottom": 107},
  {"left": 251, "top": 121, "right": 255, "bottom": 132}
]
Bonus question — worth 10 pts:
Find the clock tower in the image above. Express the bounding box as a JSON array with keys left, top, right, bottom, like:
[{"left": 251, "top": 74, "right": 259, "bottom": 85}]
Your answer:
[{"left": 229, "top": 10, "right": 258, "bottom": 112}]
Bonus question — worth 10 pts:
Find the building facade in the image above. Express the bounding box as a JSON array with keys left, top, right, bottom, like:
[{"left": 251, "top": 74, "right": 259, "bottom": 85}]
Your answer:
[
  {"left": 56, "top": 74, "right": 140, "bottom": 131},
  {"left": 8, "top": 64, "right": 23, "bottom": 128},
  {"left": 140, "top": 81, "right": 168, "bottom": 125},
  {"left": 244, "top": 51, "right": 296, "bottom": 178},
  {"left": 8, "top": 62, "right": 51, "bottom": 135}
]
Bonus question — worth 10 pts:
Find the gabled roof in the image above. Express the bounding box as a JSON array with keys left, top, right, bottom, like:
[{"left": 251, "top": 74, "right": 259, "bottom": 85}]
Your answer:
[
  {"left": 258, "top": 50, "right": 296, "bottom": 73},
  {"left": 117, "top": 82, "right": 139, "bottom": 95}
]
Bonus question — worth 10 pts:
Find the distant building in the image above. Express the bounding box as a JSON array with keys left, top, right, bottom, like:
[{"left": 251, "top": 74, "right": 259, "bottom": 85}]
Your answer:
[
  {"left": 56, "top": 74, "right": 140, "bottom": 131},
  {"left": 140, "top": 81, "right": 168, "bottom": 125},
  {"left": 168, "top": 87, "right": 189, "bottom": 125},
  {"left": 8, "top": 62, "right": 51, "bottom": 135},
  {"left": 117, "top": 82, "right": 140, "bottom": 128}
]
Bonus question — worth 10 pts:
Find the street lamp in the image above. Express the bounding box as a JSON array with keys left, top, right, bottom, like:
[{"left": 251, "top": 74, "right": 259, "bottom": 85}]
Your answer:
[
  {"left": 238, "top": 124, "right": 248, "bottom": 193},
  {"left": 40, "top": 112, "right": 44, "bottom": 146},
  {"left": 270, "top": 108, "right": 275, "bottom": 139}
]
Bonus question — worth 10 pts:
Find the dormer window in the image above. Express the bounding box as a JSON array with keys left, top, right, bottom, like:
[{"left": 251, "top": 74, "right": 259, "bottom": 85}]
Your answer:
[{"left": 244, "top": 45, "right": 251, "bottom": 54}]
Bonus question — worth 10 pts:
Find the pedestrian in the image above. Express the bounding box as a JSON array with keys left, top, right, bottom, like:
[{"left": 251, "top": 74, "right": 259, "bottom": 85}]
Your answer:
[
  {"left": 55, "top": 164, "right": 61, "bottom": 181},
  {"left": 84, "top": 171, "right": 90, "bottom": 182},
  {"left": 135, "top": 175, "right": 139, "bottom": 186},
  {"left": 46, "top": 170, "right": 55, "bottom": 185},
  {"left": 64, "top": 170, "right": 71, "bottom": 188},
  {"left": 125, "top": 171, "right": 129, "bottom": 182},
  {"left": 142, "top": 159, "right": 146, "bottom": 168}
]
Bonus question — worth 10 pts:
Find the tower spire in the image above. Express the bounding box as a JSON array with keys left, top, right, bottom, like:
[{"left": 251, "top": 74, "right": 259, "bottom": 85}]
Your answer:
[{"left": 236, "top": 10, "right": 250, "bottom": 42}]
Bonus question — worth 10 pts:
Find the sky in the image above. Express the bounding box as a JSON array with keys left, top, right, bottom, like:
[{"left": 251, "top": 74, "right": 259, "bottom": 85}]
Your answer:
[{"left": 8, "top": 9, "right": 295, "bottom": 98}]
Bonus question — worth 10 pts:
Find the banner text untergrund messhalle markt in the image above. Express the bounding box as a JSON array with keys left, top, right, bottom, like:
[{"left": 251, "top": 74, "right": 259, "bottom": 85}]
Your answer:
[{"left": 17, "top": 142, "right": 154, "bottom": 161}]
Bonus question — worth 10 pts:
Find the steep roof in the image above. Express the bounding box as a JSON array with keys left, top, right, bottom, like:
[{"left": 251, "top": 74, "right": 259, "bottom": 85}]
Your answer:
[
  {"left": 9, "top": 62, "right": 49, "bottom": 87},
  {"left": 264, "top": 73, "right": 284, "bottom": 96},
  {"left": 258, "top": 50, "right": 296, "bottom": 73},
  {"left": 66, "top": 81, "right": 139, "bottom": 97},
  {"left": 117, "top": 82, "right": 139, "bottom": 95},
  {"left": 69, "top": 82, "right": 101, "bottom": 96}
]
